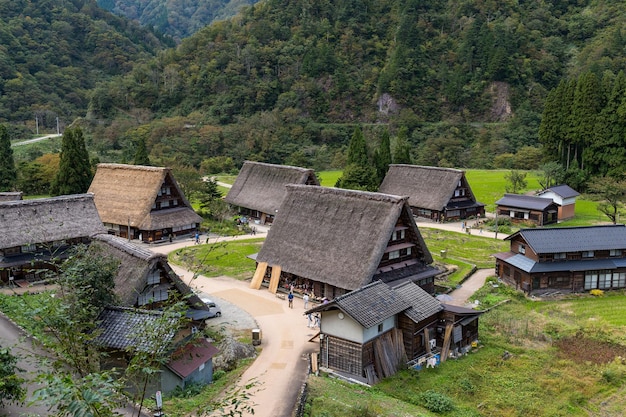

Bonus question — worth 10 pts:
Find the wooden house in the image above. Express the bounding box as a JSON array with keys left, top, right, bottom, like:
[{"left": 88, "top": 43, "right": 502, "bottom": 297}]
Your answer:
[
  {"left": 494, "top": 225, "right": 626, "bottom": 294},
  {"left": 224, "top": 161, "right": 319, "bottom": 224},
  {"left": 0, "top": 191, "right": 22, "bottom": 201},
  {"left": 90, "top": 233, "right": 213, "bottom": 325},
  {"left": 306, "top": 281, "right": 481, "bottom": 384},
  {"left": 378, "top": 164, "right": 485, "bottom": 222},
  {"left": 495, "top": 194, "right": 559, "bottom": 226},
  {"left": 88, "top": 163, "right": 202, "bottom": 243},
  {"left": 95, "top": 306, "right": 219, "bottom": 394},
  {"left": 0, "top": 194, "right": 105, "bottom": 285},
  {"left": 536, "top": 184, "right": 580, "bottom": 221},
  {"left": 251, "top": 185, "right": 440, "bottom": 299}
]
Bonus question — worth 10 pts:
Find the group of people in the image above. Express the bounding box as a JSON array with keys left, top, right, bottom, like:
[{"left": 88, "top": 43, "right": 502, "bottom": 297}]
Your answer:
[{"left": 285, "top": 290, "right": 321, "bottom": 328}]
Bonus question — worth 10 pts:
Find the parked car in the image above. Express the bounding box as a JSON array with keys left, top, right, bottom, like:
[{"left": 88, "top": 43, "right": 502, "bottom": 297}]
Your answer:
[{"left": 200, "top": 296, "right": 222, "bottom": 318}]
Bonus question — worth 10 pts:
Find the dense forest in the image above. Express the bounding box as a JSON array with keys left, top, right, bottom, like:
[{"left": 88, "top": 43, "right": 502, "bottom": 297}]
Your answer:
[
  {"left": 0, "top": 0, "right": 171, "bottom": 129},
  {"left": 97, "top": 0, "right": 259, "bottom": 41},
  {"left": 3, "top": 0, "right": 626, "bottom": 194}
]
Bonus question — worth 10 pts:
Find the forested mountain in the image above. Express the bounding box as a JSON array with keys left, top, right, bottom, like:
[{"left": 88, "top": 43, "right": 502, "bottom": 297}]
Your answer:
[
  {"left": 96, "top": 0, "right": 259, "bottom": 42},
  {"left": 83, "top": 0, "right": 626, "bottom": 174},
  {"left": 0, "top": 0, "right": 170, "bottom": 130}
]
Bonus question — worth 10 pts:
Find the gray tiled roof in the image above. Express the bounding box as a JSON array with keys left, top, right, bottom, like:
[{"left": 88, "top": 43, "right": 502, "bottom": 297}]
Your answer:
[
  {"left": 496, "top": 194, "right": 556, "bottom": 211},
  {"left": 95, "top": 307, "right": 177, "bottom": 352},
  {"left": 543, "top": 184, "right": 580, "bottom": 199},
  {"left": 332, "top": 281, "right": 411, "bottom": 328},
  {"left": 307, "top": 280, "right": 442, "bottom": 328},
  {"left": 514, "top": 225, "right": 626, "bottom": 253},
  {"left": 392, "top": 281, "right": 443, "bottom": 322}
]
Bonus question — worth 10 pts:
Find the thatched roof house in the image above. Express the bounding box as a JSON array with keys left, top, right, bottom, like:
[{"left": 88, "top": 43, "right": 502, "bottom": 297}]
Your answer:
[
  {"left": 88, "top": 163, "right": 202, "bottom": 243},
  {"left": 251, "top": 185, "right": 439, "bottom": 299},
  {"left": 224, "top": 161, "right": 319, "bottom": 224},
  {"left": 0, "top": 191, "right": 22, "bottom": 201},
  {"left": 378, "top": 164, "right": 485, "bottom": 221},
  {"left": 0, "top": 194, "right": 105, "bottom": 284},
  {"left": 91, "top": 233, "right": 210, "bottom": 320}
]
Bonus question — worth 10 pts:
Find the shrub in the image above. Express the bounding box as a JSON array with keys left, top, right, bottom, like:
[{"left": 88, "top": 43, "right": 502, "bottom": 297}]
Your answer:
[{"left": 419, "top": 390, "right": 455, "bottom": 413}]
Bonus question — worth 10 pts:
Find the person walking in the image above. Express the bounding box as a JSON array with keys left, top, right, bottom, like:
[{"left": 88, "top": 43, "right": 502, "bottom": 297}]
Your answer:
[
  {"left": 303, "top": 293, "right": 309, "bottom": 309},
  {"left": 288, "top": 291, "right": 294, "bottom": 309},
  {"left": 194, "top": 231, "right": 200, "bottom": 244}
]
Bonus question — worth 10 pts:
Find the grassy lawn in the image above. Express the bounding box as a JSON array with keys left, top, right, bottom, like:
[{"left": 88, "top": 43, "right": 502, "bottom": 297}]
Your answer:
[
  {"left": 420, "top": 227, "right": 508, "bottom": 269},
  {"left": 316, "top": 170, "right": 342, "bottom": 187},
  {"left": 306, "top": 285, "right": 626, "bottom": 417},
  {"left": 168, "top": 238, "right": 262, "bottom": 280}
]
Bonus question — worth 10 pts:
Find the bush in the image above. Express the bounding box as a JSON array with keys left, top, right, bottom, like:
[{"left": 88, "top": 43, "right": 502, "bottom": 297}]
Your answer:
[{"left": 419, "top": 390, "right": 455, "bottom": 413}]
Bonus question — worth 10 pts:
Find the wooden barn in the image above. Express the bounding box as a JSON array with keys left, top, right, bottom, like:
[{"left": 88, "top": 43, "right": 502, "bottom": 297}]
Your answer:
[
  {"left": 536, "top": 184, "right": 580, "bottom": 221},
  {"left": 378, "top": 164, "right": 485, "bottom": 221},
  {"left": 251, "top": 185, "right": 440, "bottom": 300},
  {"left": 306, "top": 281, "right": 481, "bottom": 384},
  {"left": 494, "top": 225, "right": 626, "bottom": 294},
  {"left": 495, "top": 194, "right": 559, "bottom": 226},
  {"left": 224, "top": 161, "right": 319, "bottom": 224},
  {"left": 0, "top": 194, "right": 105, "bottom": 285},
  {"left": 88, "top": 163, "right": 202, "bottom": 243}
]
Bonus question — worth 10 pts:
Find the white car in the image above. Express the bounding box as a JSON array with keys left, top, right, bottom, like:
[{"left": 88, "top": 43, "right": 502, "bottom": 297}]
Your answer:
[{"left": 200, "top": 296, "right": 222, "bottom": 318}]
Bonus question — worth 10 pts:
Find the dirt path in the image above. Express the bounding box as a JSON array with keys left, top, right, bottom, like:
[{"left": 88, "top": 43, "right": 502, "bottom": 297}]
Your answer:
[
  {"left": 446, "top": 268, "right": 493, "bottom": 307},
  {"left": 170, "top": 267, "right": 317, "bottom": 417}
]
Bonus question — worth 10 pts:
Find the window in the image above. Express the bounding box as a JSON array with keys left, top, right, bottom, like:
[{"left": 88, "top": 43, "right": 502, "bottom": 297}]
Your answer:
[
  {"left": 447, "top": 210, "right": 460, "bottom": 217},
  {"left": 161, "top": 200, "right": 170, "bottom": 208},
  {"left": 147, "top": 269, "right": 160, "bottom": 285},
  {"left": 610, "top": 249, "right": 622, "bottom": 257},
  {"left": 395, "top": 229, "right": 405, "bottom": 240},
  {"left": 614, "top": 272, "right": 626, "bottom": 288},
  {"left": 582, "top": 251, "right": 594, "bottom": 258},
  {"left": 21, "top": 243, "right": 36, "bottom": 253},
  {"left": 389, "top": 250, "right": 400, "bottom": 260},
  {"left": 598, "top": 270, "right": 612, "bottom": 289},
  {"left": 377, "top": 324, "right": 383, "bottom": 333},
  {"left": 584, "top": 271, "right": 598, "bottom": 290},
  {"left": 519, "top": 244, "right": 526, "bottom": 254},
  {"left": 554, "top": 253, "right": 566, "bottom": 260}
]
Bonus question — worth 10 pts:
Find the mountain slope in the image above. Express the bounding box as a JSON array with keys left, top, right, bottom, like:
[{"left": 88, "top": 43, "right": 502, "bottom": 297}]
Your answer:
[
  {"left": 97, "top": 0, "right": 259, "bottom": 41},
  {"left": 0, "top": 0, "right": 170, "bottom": 126}
]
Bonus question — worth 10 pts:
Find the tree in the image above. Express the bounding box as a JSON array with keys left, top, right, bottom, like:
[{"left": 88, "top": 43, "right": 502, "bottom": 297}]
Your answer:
[
  {"left": 0, "top": 124, "right": 17, "bottom": 191},
  {"left": 373, "top": 129, "right": 392, "bottom": 184},
  {"left": 335, "top": 126, "right": 377, "bottom": 191},
  {"left": 198, "top": 178, "right": 223, "bottom": 211},
  {"left": 0, "top": 347, "right": 25, "bottom": 407},
  {"left": 588, "top": 176, "right": 626, "bottom": 224},
  {"left": 504, "top": 170, "right": 527, "bottom": 194},
  {"left": 133, "top": 138, "right": 151, "bottom": 165},
  {"left": 392, "top": 127, "right": 412, "bottom": 164},
  {"left": 538, "top": 162, "right": 564, "bottom": 190},
  {"left": 51, "top": 127, "right": 92, "bottom": 196}
]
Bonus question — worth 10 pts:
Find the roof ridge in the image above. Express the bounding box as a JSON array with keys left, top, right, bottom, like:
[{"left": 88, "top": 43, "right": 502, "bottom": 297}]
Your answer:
[
  {"left": 96, "top": 163, "right": 168, "bottom": 172},
  {"left": 286, "top": 185, "right": 407, "bottom": 204}
]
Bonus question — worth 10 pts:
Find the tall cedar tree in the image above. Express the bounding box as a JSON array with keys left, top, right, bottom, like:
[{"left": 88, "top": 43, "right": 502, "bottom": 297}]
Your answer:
[
  {"left": 133, "top": 138, "right": 151, "bottom": 165},
  {"left": 373, "top": 129, "right": 392, "bottom": 184},
  {"left": 571, "top": 72, "right": 603, "bottom": 171},
  {"left": 0, "top": 124, "right": 17, "bottom": 191},
  {"left": 336, "top": 126, "right": 377, "bottom": 191},
  {"left": 393, "top": 127, "right": 413, "bottom": 164},
  {"left": 51, "top": 127, "right": 92, "bottom": 196}
]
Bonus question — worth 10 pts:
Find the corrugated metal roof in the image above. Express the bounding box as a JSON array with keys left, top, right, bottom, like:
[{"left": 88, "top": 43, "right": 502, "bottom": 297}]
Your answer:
[
  {"left": 501, "top": 253, "right": 622, "bottom": 273},
  {"left": 540, "top": 184, "right": 580, "bottom": 199}
]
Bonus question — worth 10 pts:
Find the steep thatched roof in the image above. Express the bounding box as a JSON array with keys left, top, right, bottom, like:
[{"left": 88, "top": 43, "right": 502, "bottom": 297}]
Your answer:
[
  {"left": 0, "top": 194, "right": 105, "bottom": 250},
  {"left": 256, "top": 185, "right": 433, "bottom": 291},
  {"left": 379, "top": 164, "right": 471, "bottom": 211},
  {"left": 88, "top": 163, "right": 202, "bottom": 231},
  {"left": 91, "top": 234, "right": 207, "bottom": 311},
  {"left": 225, "top": 161, "right": 319, "bottom": 214},
  {"left": 0, "top": 192, "right": 22, "bottom": 201}
]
